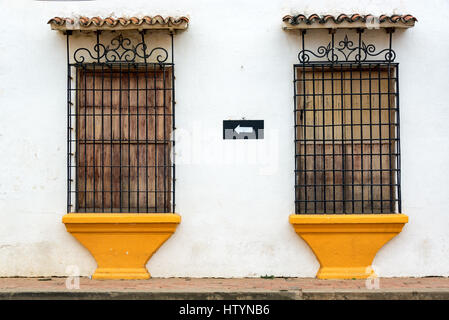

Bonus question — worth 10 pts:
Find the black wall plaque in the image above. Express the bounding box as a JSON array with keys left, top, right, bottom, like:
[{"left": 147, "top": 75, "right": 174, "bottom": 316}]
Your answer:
[{"left": 223, "top": 120, "right": 264, "bottom": 140}]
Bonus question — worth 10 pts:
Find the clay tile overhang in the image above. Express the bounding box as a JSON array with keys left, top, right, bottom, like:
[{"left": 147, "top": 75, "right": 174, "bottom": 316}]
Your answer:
[
  {"left": 48, "top": 15, "right": 189, "bottom": 32},
  {"left": 282, "top": 14, "right": 417, "bottom": 30}
]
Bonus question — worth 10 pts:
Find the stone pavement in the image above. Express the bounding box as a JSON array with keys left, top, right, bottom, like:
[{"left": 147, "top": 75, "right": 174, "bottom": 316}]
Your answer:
[{"left": 0, "top": 277, "right": 448, "bottom": 300}]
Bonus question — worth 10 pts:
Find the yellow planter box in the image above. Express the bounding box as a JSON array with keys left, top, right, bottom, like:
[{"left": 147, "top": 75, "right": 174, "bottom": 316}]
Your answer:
[
  {"left": 62, "top": 213, "right": 181, "bottom": 280},
  {"left": 289, "top": 214, "right": 408, "bottom": 279}
]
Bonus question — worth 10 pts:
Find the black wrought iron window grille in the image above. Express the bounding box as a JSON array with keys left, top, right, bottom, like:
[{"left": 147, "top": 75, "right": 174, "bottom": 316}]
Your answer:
[
  {"left": 294, "top": 28, "right": 401, "bottom": 214},
  {"left": 66, "top": 30, "right": 176, "bottom": 213}
]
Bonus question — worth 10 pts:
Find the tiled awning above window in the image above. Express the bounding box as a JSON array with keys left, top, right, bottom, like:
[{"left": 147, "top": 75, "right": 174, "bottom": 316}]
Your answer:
[
  {"left": 48, "top": 15, "right": 189, "bottom": 32},
  {"left": 283, "top": 14, "right": 417, "bottom": 30}
]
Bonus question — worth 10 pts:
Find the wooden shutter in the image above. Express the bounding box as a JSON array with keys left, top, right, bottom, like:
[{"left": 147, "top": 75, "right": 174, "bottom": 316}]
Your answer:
[
  {"left": 296, "top": 66, "right": 397, "bottom": 213},
  {"left": 76, "top": 66, "right": 172, "bottom": 212}
]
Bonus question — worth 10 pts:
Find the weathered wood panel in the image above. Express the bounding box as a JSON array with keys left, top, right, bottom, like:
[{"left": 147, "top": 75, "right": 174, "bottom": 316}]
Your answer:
[
  {"left": 296, "top": 66, "right": 397, "bottom": 213},
  {"left": 77, "top": 66, "right": 172, "bottom": 212}
]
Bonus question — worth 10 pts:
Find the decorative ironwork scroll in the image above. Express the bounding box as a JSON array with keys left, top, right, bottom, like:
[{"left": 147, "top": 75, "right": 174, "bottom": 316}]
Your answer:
[
  {"left": 298, "top": 34, "right": 396, "bottom": 63},
  {"left": 73, "top": 33, "right": 169, "bottom": 64}
]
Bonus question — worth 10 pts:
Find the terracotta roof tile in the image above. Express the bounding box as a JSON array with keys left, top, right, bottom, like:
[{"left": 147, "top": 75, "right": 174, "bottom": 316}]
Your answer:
[
  {"left": 48, "top": 15, "right": 189, "bottom": 31},
  {"left": 283, "top": 13, "right": 417, "bottom": 29}
]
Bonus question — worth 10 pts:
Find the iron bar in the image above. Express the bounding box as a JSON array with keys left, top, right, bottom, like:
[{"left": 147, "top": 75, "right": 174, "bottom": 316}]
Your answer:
[
  {"left": 378, "top": 62, "right": 383, "bottom": 212},
  {"left": 153, "top": 63, "right": 158, "bottom": 211},
  {"left": 136, "top": 62, "right": 140, "bottom": 212},
  {"left": 67, "top": 32, "right": 72, "bottom": 213},
  {"left": 163, "top": 63, "right": 167, "bottom": 211},
  {"left": 312, "top": 64, "right": 317, "bottom": 213},
  {"left": 330, "top": 32, "right": 336, "bottom": 212},
  {"left": 119, "top": 63, "right": 122, "bottom": 211},
  {"left": 340, "top": 64, "right": 346, "bottom": 213},
  {"left": 321, "top": 63, "right": 326, "bottom": 213},
  {"left": 83, "top": 64, "right": 87, "bottom": 211},
  {"left": 369, "top": 63, "right": 374, "bottom": 212},
  {"left": 358, "top": 31, "right": 363, "bottom": 213},
  {"left": 302, "top": 30, "right": 308, "bottom": 213},
  {"left": 171, "top": 32, "right": 176, "bottom": 213},
  {"left": 293, "top": 62, "right": 298, "bottom": 214},
  {"left": 145, "top": 63, "right": 149, "bottom": 213},
  {"left": 101, "top": 64, "right": 105, "bottom": 212},
  {"left": 92, "top": 62, "right": 96, "bottom": 212},
  {"left": 110, "top": 64, "right": 113, "bottom": 211},
  {"left": 128, "top": 63, "right": 131, "bottom": 212},
  {"left": 396, "top": 64, "right": 402, "bottom": 213}
]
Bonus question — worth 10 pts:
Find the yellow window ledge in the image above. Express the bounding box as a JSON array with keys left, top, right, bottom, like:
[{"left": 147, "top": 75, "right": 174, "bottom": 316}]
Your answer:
[
  {"left": 289, "top": 214, "right": 408, "bottom": 279},
  {"left": 63, "top": 213, "right": 181, "bottom": 280}
]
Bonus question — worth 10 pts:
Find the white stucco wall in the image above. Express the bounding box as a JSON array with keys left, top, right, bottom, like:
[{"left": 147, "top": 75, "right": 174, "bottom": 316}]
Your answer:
[{"left": 0, "top": 0, "right": 448, "bottom": 277}]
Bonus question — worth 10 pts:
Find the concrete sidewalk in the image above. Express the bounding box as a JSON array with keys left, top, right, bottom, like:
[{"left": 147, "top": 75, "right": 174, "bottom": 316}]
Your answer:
[{"left": 0, "top": 277, "right": 448, "bottom": 300}]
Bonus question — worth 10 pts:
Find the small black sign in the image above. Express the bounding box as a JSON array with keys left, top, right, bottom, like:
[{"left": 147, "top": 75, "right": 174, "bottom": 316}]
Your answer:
[{"left": 223, "top": 120, "right": 264, "bottom": 140}]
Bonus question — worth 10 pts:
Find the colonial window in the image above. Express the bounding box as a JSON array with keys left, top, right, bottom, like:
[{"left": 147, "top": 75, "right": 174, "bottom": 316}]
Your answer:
[
  {"left": 295, "top": 61, "right": 398, "bottom": 214},
  {"left": 283, "top": 14, "right": 417, "bottom": 214},
  {"left": 48, "top": 16, "right": 189, "bottom": 213},
  {"left": 76, "top": 63, "right": 172, "bottom": 213}
]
